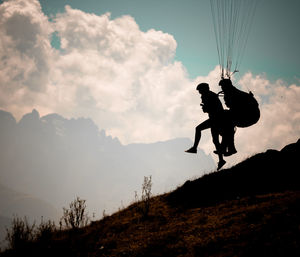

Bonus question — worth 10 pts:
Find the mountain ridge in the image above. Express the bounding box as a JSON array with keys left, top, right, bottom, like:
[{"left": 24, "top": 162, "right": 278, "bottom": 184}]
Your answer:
[{"left": 0, "top": 109, "right": 214, "bottom": 219}]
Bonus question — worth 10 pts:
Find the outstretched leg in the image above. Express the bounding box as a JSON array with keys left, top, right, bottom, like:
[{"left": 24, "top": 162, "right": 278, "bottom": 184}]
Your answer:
[{"left": 185, "top": 119, "right": 211, "bottom": 153}]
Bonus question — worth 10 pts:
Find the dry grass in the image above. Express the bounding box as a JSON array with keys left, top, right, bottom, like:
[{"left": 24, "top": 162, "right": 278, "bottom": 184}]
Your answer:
[
  {"left": 1, "top": 190, "right": 299, "bottom": 256},
  {"left": 86, "top": 191, "right": 300, "bottom": 257}
]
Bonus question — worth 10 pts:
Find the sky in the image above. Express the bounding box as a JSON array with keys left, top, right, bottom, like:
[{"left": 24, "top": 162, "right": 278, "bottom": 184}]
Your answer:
[
  {"left": 38, "top": 0, "right": 300, "bottom": 82},
  {"left": 0, "top": 0, "right": 299, "bottom": 160}
]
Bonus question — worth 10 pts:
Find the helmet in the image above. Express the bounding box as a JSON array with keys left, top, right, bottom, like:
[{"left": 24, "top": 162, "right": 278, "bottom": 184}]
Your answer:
[
  {"left": 218, "top": 78, "right": 232, "bottom": 87},
  {"left": 196, "top": 83, "right": 209, "bottom": 91}
]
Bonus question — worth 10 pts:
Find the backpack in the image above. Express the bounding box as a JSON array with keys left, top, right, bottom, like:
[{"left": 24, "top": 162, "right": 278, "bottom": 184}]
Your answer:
[{"left": 224, "top": 88, "right": 260, "bottom": 128}]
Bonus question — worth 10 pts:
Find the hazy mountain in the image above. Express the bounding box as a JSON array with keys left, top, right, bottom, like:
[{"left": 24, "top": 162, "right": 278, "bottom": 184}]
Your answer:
[
  {"left": 0, "top": 109, "right": 215, "bottom": 219},
  {"left": 0, "top": 184, "right": 59, "bottom": 222}
]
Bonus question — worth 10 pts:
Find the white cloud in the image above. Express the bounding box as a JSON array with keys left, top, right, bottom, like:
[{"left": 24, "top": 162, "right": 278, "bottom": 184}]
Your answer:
[
  {"left": 0, "top": 0, "right": 53, "bottom": 116},
  {"left": 0, "top": 0, "right": 299, "bottom": 162},
  {"left": 49, "top": 4, "right": 197, "bottom": 143}
]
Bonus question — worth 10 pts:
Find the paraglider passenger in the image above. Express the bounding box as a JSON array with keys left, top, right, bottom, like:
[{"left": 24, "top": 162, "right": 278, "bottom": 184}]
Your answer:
[{"left": 185, "top": 83, "right": 227, "bottom": 170}]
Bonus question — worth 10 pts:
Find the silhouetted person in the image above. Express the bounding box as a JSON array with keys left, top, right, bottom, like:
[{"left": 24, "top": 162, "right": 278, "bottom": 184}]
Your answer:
[
  {"left": 218, "top": 78, "right": 260, "bottom": 155},
  {"left": 185, "top": 83, "right": 226, "bottom": 170}
]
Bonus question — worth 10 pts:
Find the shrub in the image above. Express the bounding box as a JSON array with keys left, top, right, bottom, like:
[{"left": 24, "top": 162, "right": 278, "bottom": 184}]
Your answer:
[
  {"left": 5, "top": 216, "right": 35, "bottom": 250},
  {"left": 60, "top": 196, "right": 90, "bottom": 229},
  {"left": 35, "top": 217, "right": 56, "bottom": 242}
]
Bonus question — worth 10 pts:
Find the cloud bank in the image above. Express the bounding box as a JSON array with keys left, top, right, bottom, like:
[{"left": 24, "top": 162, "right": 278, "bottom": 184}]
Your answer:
[{"left": 0, "top": 0, "right": 299, "bottom": 161}]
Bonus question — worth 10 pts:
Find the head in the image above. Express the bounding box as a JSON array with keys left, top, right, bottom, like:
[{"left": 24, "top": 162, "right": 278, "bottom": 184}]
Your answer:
[
  {"left": 196, "top": 83, "right": 209, "bottom": 94},
  {"left": 219, "top": 78, "right": 233, "bottom": 90}
]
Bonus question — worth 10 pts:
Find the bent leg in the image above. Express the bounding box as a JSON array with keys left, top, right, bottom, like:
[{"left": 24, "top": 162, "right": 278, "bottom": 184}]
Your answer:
[
  {"left": 194, "top": 119, "right": 211, "bottom": 148},
  {"left": 186, "top": 119, "right": 211, "bottom": 153}
]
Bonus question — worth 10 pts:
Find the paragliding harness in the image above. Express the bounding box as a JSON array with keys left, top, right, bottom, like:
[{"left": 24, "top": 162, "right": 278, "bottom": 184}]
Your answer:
[{"left": 218, "top": 87, "right": 260, "bottom": 128}]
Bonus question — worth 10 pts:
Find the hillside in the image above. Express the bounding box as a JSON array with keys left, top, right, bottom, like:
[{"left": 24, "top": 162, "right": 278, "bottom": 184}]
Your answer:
[
  {"left": 168, "top": 138, "right": 300, "bottom": 208},
  {"left": 1, "top": 139, "right": 300, "bottom": 256}
]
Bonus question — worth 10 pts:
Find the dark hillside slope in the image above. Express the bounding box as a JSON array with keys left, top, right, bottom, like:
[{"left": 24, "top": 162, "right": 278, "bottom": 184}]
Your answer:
[
  {"left": 168, "top": 139, "right": 300, "bottom": 208},
  {"left": 1, "top": 139, "right": 299, "bottom": 257}
]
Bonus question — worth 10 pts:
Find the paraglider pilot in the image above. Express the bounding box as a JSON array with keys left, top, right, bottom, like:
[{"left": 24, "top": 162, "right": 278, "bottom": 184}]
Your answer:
[{"left": 185, "top": 82, "right": 228, "bottom": 170}]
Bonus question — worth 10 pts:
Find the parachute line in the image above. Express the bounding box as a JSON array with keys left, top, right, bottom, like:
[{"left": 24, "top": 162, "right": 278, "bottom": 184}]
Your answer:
[{"left": 210, "top": 0, "right": 259, "bottom": 79}]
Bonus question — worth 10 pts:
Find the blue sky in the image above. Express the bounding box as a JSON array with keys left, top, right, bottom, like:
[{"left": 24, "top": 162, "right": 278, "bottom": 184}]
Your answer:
[{"left": 36, "top": 0, "right": 300, "bottom": 83}]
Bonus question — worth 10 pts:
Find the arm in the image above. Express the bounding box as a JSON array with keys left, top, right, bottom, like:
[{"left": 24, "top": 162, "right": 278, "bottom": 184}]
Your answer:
[{"left": 201, "top": 103, "right": 209, "bottom": 113}]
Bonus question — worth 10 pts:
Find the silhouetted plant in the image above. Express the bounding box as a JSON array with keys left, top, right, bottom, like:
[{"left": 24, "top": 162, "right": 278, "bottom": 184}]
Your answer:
[
  {"left": 135, "top": 176, "right": 152, "bottom": 218},
  {"left": 5, "top": 216, "right": 35, "bottom": 250},
  {"left": 60, "top": 196, "right": 90, "bottom": 229},
  {"left": 35, "top": 217, "right": 56, "bottom": 243}
]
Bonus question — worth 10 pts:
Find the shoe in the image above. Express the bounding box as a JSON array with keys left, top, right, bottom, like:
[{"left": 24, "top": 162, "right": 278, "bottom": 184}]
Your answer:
[
  {"left": 213, "top": 150, "right": 224, "bottom": 155},
  {"left": 217, "top": 160, "right": 226, "bottom": 170},
  {"left": 185, "top": 147, "right": 197, "bottom": 154},
  {"left": 223, "top": 149, "right": 237, "bottom": 157}
]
